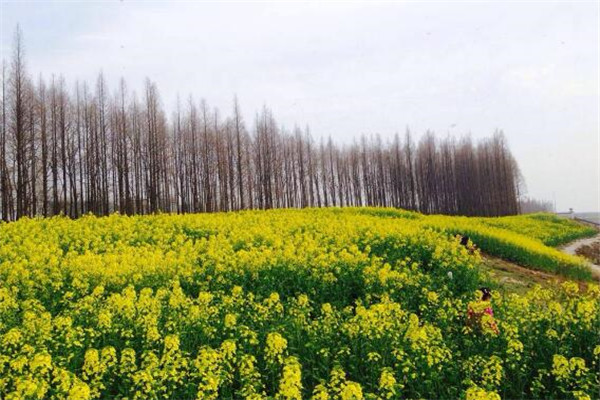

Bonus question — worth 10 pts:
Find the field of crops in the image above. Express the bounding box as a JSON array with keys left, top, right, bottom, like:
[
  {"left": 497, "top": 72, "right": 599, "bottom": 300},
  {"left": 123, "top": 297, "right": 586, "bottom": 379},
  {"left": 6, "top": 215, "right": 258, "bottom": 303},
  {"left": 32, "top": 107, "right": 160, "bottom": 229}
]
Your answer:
[{"left": 0, "top": 208, "right": 598, "bottom": 400}]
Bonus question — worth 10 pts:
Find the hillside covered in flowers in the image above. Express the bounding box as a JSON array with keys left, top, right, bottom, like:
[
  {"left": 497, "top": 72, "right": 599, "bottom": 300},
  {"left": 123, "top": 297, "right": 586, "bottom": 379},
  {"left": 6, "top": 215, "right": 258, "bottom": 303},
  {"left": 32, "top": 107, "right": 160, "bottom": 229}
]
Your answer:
[{"left": 0, "top": 208, "right": 598, "bottom": 399}]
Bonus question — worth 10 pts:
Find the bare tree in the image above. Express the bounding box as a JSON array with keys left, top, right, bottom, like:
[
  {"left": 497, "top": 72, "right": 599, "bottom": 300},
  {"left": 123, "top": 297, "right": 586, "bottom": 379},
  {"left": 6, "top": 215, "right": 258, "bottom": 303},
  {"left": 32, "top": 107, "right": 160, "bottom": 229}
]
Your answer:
[
  {"left": 9, "top": 26, "right": 29, "bottom": 218},
  {"left": 0, "top": 26, "right": 524, "bottom": 221}
]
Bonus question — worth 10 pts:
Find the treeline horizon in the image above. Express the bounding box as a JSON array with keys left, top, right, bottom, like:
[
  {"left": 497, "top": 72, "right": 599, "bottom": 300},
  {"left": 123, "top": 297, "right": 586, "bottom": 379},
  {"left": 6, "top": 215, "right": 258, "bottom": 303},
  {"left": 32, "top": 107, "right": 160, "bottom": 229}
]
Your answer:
[
  {"left": 0, "top": 27, "right": 521, "bottom": 222},
  {"left": 518, "top": 197, "right": 554, "bottom": 214}
]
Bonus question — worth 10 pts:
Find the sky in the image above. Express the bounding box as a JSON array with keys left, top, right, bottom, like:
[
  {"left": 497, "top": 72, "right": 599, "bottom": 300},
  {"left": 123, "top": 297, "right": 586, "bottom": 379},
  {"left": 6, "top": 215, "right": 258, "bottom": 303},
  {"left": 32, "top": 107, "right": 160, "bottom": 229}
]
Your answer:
[{"left": 1, "top": 1, "right": 598, "bottom": 212}]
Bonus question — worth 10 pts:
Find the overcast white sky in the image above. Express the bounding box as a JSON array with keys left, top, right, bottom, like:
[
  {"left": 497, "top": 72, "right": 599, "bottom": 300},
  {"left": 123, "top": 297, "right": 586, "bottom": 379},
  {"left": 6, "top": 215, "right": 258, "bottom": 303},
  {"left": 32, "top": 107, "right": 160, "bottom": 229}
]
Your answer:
[{"left": 1, "top": 1, "right": 598, "bottom": 212}]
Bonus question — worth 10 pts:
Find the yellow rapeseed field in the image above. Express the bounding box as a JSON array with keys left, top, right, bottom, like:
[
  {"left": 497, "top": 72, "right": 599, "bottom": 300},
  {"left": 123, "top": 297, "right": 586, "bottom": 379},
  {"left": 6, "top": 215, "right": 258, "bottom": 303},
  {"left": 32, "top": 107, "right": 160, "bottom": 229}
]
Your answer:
[{"left": 0, "top": 208, "right": 597, "bottom": 399}]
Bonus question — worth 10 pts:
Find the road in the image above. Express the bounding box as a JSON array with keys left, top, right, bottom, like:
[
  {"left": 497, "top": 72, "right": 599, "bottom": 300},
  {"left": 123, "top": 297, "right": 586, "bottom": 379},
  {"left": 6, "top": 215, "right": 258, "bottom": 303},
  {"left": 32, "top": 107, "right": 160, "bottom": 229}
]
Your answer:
[{"left": 559, "top": 233, "right": 600, "bottom": 280}]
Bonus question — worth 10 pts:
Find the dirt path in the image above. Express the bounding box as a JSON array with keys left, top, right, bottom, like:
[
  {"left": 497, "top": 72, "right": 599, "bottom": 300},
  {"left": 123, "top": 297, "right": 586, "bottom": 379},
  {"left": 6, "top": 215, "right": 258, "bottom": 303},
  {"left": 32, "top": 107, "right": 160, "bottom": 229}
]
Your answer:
[
  {"left": 481, "top": 232, "right": 600, "bottom": 292},
  {"left": 559, "top": 233, "right": 600, "bottom": 280},
  {"left": 481, "top": 255, "right": 565, "bottom": 294}
]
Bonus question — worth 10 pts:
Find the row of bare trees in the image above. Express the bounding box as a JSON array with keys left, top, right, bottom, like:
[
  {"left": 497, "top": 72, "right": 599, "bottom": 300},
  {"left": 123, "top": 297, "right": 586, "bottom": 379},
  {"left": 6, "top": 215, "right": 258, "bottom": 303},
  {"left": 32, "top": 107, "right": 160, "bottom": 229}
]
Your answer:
[{"left": 0, "top": 27, "right": 521, "bottom": 221}]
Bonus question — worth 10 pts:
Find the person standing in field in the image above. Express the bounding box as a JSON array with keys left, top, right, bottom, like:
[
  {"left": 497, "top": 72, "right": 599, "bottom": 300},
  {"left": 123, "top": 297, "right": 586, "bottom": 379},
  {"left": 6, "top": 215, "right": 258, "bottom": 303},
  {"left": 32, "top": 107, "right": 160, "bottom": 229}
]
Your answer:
[
  {"left": 466, "top": 287, "right": 499, "bottom": 335},
  {"left": 457, "top": 234, "right": 477, "bottom": 254}
]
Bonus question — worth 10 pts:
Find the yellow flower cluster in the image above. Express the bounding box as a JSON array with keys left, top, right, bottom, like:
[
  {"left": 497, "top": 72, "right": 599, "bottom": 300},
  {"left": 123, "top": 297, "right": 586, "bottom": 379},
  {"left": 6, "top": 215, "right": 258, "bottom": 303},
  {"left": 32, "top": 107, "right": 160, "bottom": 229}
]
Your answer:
[
  {"left": 465, "top": 385, "right": 502, "bottom": 400},
  {"left": 0, "top": 207, "right": 597, "bottom": 399}
]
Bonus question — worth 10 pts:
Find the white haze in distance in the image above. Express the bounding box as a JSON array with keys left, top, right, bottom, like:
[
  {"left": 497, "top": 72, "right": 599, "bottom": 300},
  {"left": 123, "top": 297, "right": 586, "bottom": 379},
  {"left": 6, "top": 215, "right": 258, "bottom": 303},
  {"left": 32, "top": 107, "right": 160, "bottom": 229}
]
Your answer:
[{"left": 1, "top": 1, "right": 598, "bottom": 213}]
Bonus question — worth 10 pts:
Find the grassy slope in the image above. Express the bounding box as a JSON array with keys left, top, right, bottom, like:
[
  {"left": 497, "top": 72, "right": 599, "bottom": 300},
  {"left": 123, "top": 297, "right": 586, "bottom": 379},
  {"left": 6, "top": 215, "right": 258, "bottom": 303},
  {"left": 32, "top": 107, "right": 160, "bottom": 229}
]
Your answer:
[{"left": 356, "top": 208, "right": 597, "bottom": 280}]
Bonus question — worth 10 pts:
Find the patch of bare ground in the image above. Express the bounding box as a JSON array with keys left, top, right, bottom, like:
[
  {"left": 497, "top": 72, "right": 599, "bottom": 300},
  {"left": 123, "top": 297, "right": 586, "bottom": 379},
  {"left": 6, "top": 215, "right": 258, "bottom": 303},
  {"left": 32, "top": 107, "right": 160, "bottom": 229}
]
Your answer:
[
  {"left": 480, "top": 254, "right": 593, "bottom": 295},
  {"left": 575, "top": 241, "right": 600, "bottom": 265}
]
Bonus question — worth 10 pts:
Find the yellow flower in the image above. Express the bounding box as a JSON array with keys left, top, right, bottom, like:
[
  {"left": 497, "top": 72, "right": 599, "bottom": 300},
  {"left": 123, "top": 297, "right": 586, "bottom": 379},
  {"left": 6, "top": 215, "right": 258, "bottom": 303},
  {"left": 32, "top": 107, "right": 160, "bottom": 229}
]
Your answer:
[
  {"left": 311, "top": 384, "right": 330, "bottom": 400},
  {"left": 97, "top": 310, "right": 112, "bottom": 329},
  {"left": 224, "top": 313, "right": 237, "bottom": 328},
  {"left": 427, "top": 290, "right": 439, "bottom": 303},
  {"left": 29, "top": 353, "right": 52, "bottom": 375},
  {"left": 164, "top": 334, "right": 180, "bottom": 353},
  {"left": 277, "top": 356, "right": 302, "bottom": 400},
  {"left": 221, "top": 339, "right": 237, "bottom": 359},
  {"left": 265, "top": 332, "right": 287, "bottom": 364},
  {"left": 340, "top": 381, "right": 363, "bottom": 400},
  {"left": 551, "top": 354, "right": 569, "bottom": 380},
  {"left": 573, "top": 391, "right": 591, "bottom": 400},
  {"left": 68, "top": 380, "right": 92, "bottom": 400},
  {"left": 561, "top": 281, "right": 579, "bottom": 296},
  {"left": 546, "top": 329, "right": 558, "bottom": 340},
  {"left": 378, "top": 368, "right": 397, "bottom": 399},
  {"left": 465, "top": 386, "right": 501, "bottom": 400}
]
